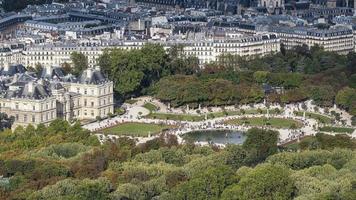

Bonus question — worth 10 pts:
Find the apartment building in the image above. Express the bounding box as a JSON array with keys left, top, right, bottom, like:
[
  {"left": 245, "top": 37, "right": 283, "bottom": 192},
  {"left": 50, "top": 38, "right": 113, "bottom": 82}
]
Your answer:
[
  {"left": 182, "top": 34, "right": 280, "bottom": 64},
  {"left": 269, "top": 26, "right": 354, "bottom": 54},
  {"left": 0, "top": 36, "right": 279, "bottom": 67}
]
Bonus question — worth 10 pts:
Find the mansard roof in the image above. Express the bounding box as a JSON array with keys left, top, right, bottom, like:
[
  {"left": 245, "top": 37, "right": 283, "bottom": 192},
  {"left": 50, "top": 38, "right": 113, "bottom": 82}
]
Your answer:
[
  {"left": 61, "top": 74, "right": 77, "bottom": 83},
  {"left": 40, "top": 66, "right": 66, "bottom": 80},
  {"left": 77, "top": 68, "right": 108, "bottom": 85},
  {"left": 4, "top": 82, "right": 52, "bottom": 100},
  {"left": 0, "top": 64, "right": 27, "bottom": 76}
]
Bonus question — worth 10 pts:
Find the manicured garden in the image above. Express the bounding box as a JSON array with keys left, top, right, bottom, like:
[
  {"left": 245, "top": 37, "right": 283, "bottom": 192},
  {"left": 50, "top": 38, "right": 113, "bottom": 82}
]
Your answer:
[
  {"left": 125, "top": 99, "right": 138, "bottom": 104},
  {"left": 225, "top": 117, "right": 303, "bottom": 129},
  {"left": 319, "top": 126, "right": 354, "bottom": 134},
  {"left": 98, "top": 122, "right": 173, "bottom": 137},
  {"left": 145, "top": 108, "right": 283, "bottom": 122},
  {"left": 143, "top": 103, "right": 158, "bottom": 112},
  {"left": 207, "top": 108, "right": 283, "bottom": 119},
  {"left": 146, "top": 113, "right": 205, "bottom": 122},
  {"left": 294, "top": 111, "right": 333, "bottom": 124}
]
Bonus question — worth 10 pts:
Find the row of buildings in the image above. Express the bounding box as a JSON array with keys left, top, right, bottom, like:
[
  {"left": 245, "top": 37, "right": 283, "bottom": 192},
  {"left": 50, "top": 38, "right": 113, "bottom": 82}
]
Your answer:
[
  {"left": 0, "top": 33, "right": 281, "bottom": 67},
  {"left": 0, "top": 23, "right": 354, "bottom": 67},
  {"left": 0, "top": 65, "right": 114, "bottom": 128}
]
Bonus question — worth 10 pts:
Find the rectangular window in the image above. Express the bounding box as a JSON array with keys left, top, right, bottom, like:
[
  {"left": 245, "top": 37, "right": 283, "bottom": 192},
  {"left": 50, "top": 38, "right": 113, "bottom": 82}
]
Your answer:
[
  {"left": 24, "top": 114, "right": 27, "bottom": 122},
  {"left": 33, "top": 106, "right": 35, "bottom": 111},
  {"left": 16, "top": 114, "right": 19, "bottom": 120},
  {"left": 91, "top": 102, "right": 94, "bottom": 107},
  {"left": 84, "top": 99, "right": 87, "bottom": 106},
  {"left": 32, "top": 115, "right": 35, "bottom": 122}
]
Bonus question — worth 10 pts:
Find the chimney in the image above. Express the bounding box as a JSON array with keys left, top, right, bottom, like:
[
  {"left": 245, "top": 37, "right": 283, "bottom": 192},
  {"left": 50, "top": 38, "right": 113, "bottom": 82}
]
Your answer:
[
  {"left": 13, "top": 74, "right": 18, "bottom": 83},
  {"left": 87, "top": 68, "right": 93, "bottom": 78},
  {"left": 46, "top": 66, "right": 52, "bottom": 76},
  {"left": 38, "top": 78, "right": 44, "bottom": 85},
  {"left": 28, "top": 82, "right": 34, "bottom": 93},
  {"left": 4, "top": 64, "right": 9, "bottom": 72}
]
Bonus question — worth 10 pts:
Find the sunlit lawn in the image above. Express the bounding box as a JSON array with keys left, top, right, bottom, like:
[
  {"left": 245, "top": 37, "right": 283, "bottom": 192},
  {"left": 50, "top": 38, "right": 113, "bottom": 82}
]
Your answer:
[
  {"left": 143, "top": 103, "right": 158, "bottom": 112},
  {"left": 146, "top": 109, "right": 283, "bottom": 122},
  {"left": 225, "top": 117, "right": 303, "bottom": 129},
  {"left": 319, "top": 126, "right": 354, "bottom": 134},
  {"left": 294, "top": 111, "right": 333, "bottom": 124},
  {"left": 125, "top": 99, "right": 138, "bottom": 104},
  {"left": 99, "top": 122, "right": 173, "bottom": 137},
  {"left": 146, "top": 113, "right": 205, "bottom": 122}
]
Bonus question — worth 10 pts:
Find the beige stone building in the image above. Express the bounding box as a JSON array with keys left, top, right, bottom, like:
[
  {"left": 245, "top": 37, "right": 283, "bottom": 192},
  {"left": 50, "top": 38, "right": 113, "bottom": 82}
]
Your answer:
[
  {"left": 269, "top": 26, "right": 354, "bottom": 54},
  {"left": 0, "top": 65, "right": 114, "bottom": 128}
]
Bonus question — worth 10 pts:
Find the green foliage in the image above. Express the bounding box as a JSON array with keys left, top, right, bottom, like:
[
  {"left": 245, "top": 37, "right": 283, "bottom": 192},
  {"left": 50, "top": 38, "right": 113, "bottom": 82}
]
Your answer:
[
  {"left": 221, "top": 163, "right": 294, "bottom": 200},
  {"left": 28, "top": 178, "right": 112, "bottom": 200},
  {"left": 2, "top": 125, "right": 356, "bottom": 199},
  {"left": 70, "top": 52, "right": 88, "bottom": 76},
  {"left": 243, "top": 128, "right": 279, "bottom": 165},
  {"left": 34, "top": 143, "right": 90, "bottom": 159},
  {"left": 319, "top": 126, "right": 354, "bottom": 134},
  {"left": 98, "top": 44, "right": 197, "bottom": 99},
  {"left": 154, "top": 75, "right": 263, "bottom": 107},
  {"left": 253, "top": 71, "right": 269, "bottom": 84},
  {"left": 172, "top": 165, "right": 235, "bottom": 200},
  {"left": 267, "top": 148, "right": 354, "bottom": 170},
  {"left": 336, "top": 87, "right": 356, "bottom": 115}
]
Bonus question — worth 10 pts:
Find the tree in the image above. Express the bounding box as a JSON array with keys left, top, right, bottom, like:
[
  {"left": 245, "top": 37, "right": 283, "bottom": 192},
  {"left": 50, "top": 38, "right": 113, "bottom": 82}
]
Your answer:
[
  {"left": 172, "top": 165, "right": 235, "bottom": 200},
  {"left": 253, "top": 71, "right": 269, "bottom": 84},
  {"left": 28, "top": 178, "right": 112, "bottom": 200},
  {"left": 336, "top": 87, "right": 356, "bottom": 115},
  {"left": 61, "top": 62, "right": 71, "bottom": 74},
  {"left": 221, "top": 164, "right": 294, "bottom": 200},
  {"left": 71, "top": 52, "right": 88, "bottom": 76},
  {"left": 224, "top": 145, "right": 248, "bottom": 170},
  {"left": 242, "top": 128, "right": 279, "bottom": 165}
]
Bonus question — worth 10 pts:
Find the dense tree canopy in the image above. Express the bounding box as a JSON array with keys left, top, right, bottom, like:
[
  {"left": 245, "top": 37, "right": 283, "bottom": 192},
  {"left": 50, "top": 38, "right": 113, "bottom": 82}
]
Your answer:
[
  {"left": 98, "top": 44, "right": 199, "bottom": 99},
  {"left": 1, "top": 122, "right": 356, "bottom": 200},
  {"left": 1, "top": 115, "right": 356, "bottom": 200},
  {"left": 70, "top": 52, "right": 88, "bottom": 76}
]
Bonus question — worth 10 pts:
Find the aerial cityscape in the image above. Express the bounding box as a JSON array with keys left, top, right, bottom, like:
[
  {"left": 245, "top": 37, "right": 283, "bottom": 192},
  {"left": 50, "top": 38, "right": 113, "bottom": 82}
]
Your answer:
[{"left": 0, "top": 0, "right": 356, "bottom": 199}]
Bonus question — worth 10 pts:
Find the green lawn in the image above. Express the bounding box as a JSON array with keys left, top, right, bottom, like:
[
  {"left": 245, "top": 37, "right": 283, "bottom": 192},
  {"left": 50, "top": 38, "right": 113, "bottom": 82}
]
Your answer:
[
  {"left": 294, "top": 111, "right": 333, "bottom": 124},
  {"left": 143, "top": 103, "right": 158, "bottom": 112},
  {"left": 207, "top": 108, "right": 283, "bottom": 119},
  {"left": 125, "top": 99, "right": 138, "bottom": 104},
  {"left": 225, "top": 117, "right": 302, "bottom": 129},
  {"left": 319, "top": 126, "right": 354, "bottom": 134},
  {"left": 99, "top": 123, "right": 173, "bottom": 137},
  {"left": 145, "top": 108, "right": 283, "bottom": 122},
  {"left": 146, "top": 113, "right": 205, "bottom": 122}
]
